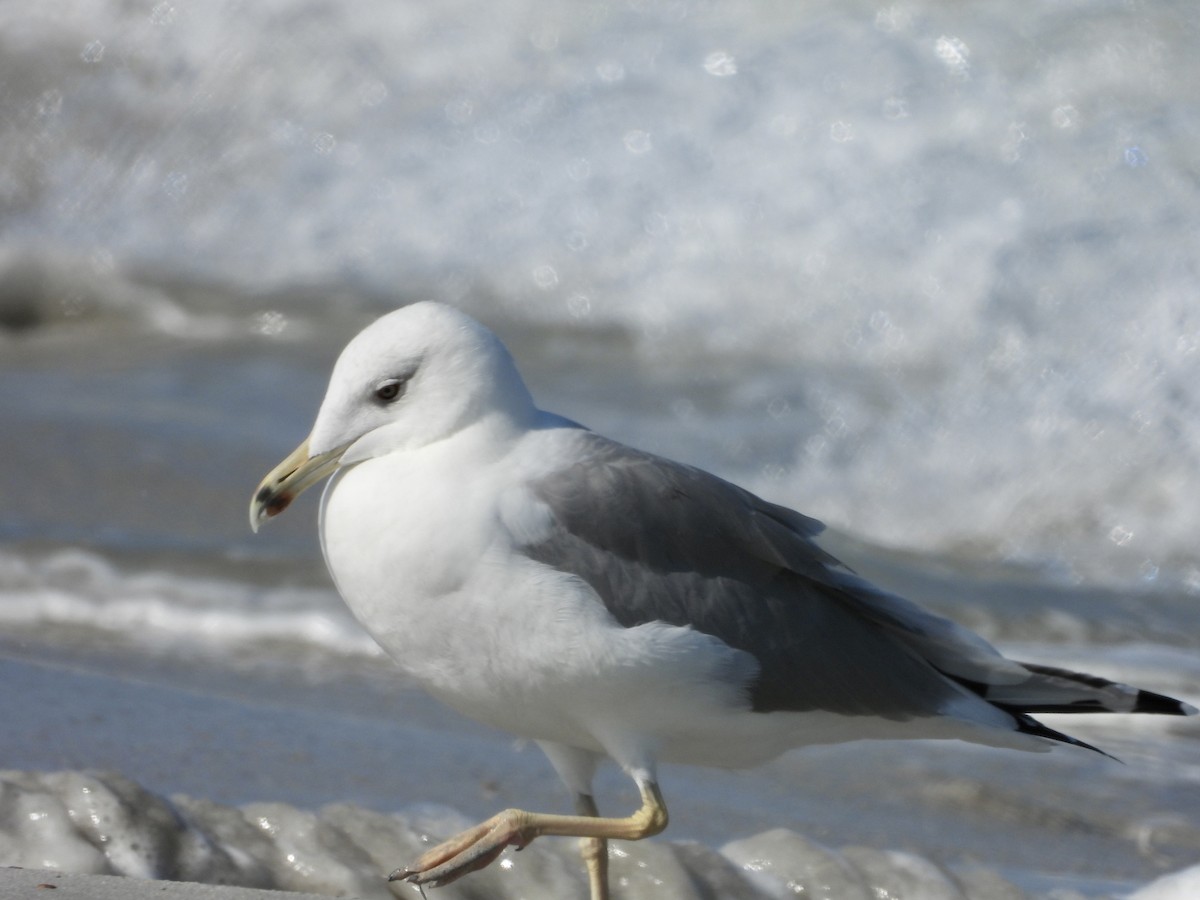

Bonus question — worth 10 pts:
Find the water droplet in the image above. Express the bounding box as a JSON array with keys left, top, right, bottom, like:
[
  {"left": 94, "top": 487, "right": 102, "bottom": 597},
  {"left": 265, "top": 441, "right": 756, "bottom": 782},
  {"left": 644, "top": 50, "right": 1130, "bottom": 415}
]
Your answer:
[
  {"left": 149, "top": 2, "right": 176, "bottom": 26},
  {"left": 312, "top": 132, "right": 336, "bottom": 155},
  {"left": 1108, "top": 525, "right": 1134, "bottom": 547},
  {"left": 1183, "top": 567, "right": 1200, "bottom": 594},
  {"left": 805, "top": 435, "right": 829, "bottom": 459},
  {"left": 760, "top": 463, "right": 786, "bottom": 482},
  {"left": 1051, "top": 105, "right": 1077, "bottom": 129},
  {"left": 270, "top": 119, "right": 303, "bottom": 147},
  {"left": 254, "top": 310, "right": 287, "bottom": 337},
  {"left": 829, "top": 121, "right": 854, "bottom": 142},
  {"left": 162, "top": 171, "right": 189, "bottom": 200},
  {"left": 532, "top": 265, "right": 558, "bottom": 289},
  {"left": 566, "top": 293, "right": 591, "bottom": 318},
  {"left": 565, "top": 231, "right": 588, "bottom": 251},
  {"left": 1002, "top": 122, "right": 1028, "bottom": 163},
  {"left": 703, "top": 50, "right": 737, "bottom": 77},
  {"left": 36, "top": 89, "right": 63, "bottom": 118},
  {"left": 623, "top": 130, "right": 652, "bottom": 154},
  {"left": 766, "top": 397, "right": 791, "bottom": 419},
  {"left": 823, "top": 415, "right": 848, "bottom": 438},
  {"left": 59, "top": 294, "right": 88, "bottom": 318},
  {"left": 1124, "top": 145, "right": 1148, "bottom": 167},
  {"left": 80, "top": 40, "right": 105, "bottom": 64},
  {"left": 882, "top": 96, "right": 908, "bottom": 120},
  {"left": 934, "top": 36, "right": 970, "bottom": 79},
  {"left": 875, "top": 6, "right": 913, "bottom": 33}
]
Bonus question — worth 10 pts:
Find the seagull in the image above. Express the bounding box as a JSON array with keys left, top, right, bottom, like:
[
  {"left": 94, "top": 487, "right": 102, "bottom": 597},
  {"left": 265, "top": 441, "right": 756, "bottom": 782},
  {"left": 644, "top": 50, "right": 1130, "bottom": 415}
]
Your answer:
[{"left": 251, "top": 302, "right": 1195, "bottom": 899}]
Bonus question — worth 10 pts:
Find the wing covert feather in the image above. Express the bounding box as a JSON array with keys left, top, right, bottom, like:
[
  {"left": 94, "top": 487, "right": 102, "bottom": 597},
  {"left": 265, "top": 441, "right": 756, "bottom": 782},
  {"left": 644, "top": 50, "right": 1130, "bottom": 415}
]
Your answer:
[{"left": 521, "top": 433, "right": 989, "bottom": 718}]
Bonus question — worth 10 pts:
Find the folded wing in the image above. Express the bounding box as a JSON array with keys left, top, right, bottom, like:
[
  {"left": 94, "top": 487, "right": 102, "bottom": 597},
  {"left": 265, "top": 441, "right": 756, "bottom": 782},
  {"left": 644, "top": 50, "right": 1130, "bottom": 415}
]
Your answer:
[{"left": 519, "top": 432, "right": 1194, "bottom": 748}]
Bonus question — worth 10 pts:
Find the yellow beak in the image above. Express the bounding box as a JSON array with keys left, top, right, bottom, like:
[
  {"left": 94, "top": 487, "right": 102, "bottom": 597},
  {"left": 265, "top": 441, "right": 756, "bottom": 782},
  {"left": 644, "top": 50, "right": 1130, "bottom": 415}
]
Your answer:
[{"left": 249, "top": 437, "right": 344, "bottom": 532}]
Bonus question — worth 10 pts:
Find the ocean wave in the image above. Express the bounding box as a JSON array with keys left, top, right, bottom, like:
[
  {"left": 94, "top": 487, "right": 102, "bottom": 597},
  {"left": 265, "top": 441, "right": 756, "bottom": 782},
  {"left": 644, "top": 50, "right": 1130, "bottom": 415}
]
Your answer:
[
  {"left": 3, "top": 0, "right": 1200, "bottom": 630},
  {"left": 7, "top": 768, "right": 1188, "bottom": 900},
  {"left": 0, "top": 547, "right": 383, "bottom": 677}
]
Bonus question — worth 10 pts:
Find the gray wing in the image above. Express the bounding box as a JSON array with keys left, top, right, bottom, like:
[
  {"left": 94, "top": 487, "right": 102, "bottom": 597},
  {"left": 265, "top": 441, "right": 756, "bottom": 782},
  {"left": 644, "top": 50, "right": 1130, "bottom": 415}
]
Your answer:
[
  {"left": 522, "top": 432, "right": 1018, "bottom": 720},
  {"left": 522, "top": 432, "right": 1196, "bottom": 742}
]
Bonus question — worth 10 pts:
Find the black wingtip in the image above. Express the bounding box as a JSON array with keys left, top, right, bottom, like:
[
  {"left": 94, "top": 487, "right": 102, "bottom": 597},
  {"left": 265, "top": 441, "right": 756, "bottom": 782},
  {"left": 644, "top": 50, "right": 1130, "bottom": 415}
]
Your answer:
[
  {"left": 1015, "top": 714, "right": 1120, "bottom": 761},
  {"left": 1133, "top": 689, "right": 1197, "bottom": 717}
]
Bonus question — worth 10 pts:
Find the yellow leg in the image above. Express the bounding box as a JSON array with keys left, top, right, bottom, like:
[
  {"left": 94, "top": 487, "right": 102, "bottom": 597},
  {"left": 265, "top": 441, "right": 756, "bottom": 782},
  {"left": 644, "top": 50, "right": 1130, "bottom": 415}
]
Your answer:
[
  {"left": 575, "top": 793, "right": 608, "bottom": 900},
  {"left": 390, "top": 781, "right": 668, "bottom": 893}
]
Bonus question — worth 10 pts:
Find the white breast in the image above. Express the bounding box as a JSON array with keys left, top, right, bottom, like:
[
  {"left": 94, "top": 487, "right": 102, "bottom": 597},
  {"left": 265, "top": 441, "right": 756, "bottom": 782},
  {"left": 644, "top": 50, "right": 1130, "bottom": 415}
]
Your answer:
[{"left": 316, "top": 425, "right": 778, "bottom": 768}]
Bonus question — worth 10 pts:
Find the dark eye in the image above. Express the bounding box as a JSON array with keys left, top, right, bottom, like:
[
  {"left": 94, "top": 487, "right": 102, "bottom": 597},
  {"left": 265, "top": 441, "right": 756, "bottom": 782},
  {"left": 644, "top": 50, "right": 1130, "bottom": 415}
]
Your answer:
[{"left": 374, "top": 378, "right": 406, "bottom": 403}]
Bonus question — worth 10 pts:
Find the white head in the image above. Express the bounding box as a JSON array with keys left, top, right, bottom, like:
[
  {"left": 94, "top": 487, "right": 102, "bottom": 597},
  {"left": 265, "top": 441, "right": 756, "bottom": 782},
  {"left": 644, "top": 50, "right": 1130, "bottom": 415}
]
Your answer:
[
  {"left": 311, "top": 302, "right": 534, "bottom": 460},
  {"left": 251, "top": 302, "right": 534, "bottom": 529}
]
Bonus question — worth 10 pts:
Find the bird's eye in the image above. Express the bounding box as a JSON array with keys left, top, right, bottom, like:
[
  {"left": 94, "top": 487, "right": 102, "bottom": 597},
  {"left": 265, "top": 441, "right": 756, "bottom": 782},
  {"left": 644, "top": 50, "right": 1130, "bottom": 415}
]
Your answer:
[{"left": 374, "top": 379, "right": 406, "bottom": 403}]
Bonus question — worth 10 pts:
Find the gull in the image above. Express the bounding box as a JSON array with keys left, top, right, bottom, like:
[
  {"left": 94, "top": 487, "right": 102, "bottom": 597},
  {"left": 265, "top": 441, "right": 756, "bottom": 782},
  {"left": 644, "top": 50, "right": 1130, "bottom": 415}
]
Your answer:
[{"left": 251, "top": 302, "right": 1195, "bottom": 899}]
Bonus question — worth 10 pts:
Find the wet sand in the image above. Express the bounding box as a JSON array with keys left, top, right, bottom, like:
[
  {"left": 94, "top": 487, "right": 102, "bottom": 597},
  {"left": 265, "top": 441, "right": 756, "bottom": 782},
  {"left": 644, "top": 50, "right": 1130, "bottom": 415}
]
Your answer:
[{"left": 0, "top": 868, "right": 340, "bottom": 900}]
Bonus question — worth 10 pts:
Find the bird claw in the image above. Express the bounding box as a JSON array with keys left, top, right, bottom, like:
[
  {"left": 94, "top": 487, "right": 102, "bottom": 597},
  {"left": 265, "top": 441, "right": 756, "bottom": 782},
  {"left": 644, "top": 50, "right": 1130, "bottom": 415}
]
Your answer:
[{"left": 390, "top": 812, "right": 528, "bottom": 889}]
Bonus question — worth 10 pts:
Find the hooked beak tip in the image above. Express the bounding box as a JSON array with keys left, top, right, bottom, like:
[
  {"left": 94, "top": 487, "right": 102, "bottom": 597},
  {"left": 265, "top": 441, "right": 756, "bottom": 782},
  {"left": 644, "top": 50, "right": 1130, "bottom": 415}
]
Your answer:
[
  {"left": 250, "top": 436, "right": 342, "bottom": 533},
  {"left": 250, "top": 484, "right": 296, "bottom": 532}
]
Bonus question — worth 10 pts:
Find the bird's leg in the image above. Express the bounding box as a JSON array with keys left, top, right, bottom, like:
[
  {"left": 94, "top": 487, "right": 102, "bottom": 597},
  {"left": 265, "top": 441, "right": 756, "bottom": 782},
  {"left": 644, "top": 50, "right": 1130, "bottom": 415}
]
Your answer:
[
  {"left": 391, "top": 780, "right": 668, "bottom": 892},
  {"left": 574, "top": 793, "right": 608, "bottom": 900}
]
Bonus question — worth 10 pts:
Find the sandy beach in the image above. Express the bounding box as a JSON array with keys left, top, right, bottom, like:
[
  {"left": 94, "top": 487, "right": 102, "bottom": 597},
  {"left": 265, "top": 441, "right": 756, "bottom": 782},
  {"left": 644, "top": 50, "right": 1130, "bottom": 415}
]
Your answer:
[
  {"left": 4, "top": 652, "right": 1199, "bottom": 899},
  {"left": 0, "top": 868, "right": 340, "bottom": 900}
]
